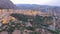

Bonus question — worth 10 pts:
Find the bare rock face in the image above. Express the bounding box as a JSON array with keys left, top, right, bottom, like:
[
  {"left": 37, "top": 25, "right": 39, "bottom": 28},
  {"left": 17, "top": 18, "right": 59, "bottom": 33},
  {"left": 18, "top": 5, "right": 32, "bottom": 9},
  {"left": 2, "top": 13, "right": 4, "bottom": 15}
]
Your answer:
[{"left": 0, "top": 0, "right": 17, "bottom": 9}]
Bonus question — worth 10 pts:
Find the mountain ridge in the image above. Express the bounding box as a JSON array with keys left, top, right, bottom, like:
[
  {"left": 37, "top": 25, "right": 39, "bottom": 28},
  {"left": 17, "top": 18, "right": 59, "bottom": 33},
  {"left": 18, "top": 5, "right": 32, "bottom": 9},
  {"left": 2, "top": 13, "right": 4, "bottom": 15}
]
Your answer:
[{"left": 16, "top": 4, "right": 60, "bottom": 11}]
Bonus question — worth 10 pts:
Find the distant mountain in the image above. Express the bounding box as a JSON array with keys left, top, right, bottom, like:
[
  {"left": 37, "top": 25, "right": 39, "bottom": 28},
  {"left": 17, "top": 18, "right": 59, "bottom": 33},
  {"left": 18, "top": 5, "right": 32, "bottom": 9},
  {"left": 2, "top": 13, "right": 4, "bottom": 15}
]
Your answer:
[
  {"left": 16, "top": 4, "right": 60, "bottom": 11},
  {"left": 16, "top": 4, "right": 49, "bottom": 11},
  {"left": 16, "top": 4, "right": 60, "bottom": 17}
]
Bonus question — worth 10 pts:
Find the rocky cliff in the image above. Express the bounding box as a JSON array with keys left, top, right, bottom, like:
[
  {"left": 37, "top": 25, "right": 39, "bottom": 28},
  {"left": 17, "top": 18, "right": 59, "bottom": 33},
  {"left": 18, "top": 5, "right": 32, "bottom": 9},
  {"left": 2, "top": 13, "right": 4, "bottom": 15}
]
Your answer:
[{"left": 0, "top": 0, "right": 17, "bottom": 9}]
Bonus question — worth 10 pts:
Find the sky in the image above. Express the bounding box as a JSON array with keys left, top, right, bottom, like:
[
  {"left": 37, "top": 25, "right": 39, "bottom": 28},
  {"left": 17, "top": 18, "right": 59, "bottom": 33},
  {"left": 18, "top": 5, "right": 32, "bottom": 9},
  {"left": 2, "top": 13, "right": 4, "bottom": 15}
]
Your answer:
[{"left": 11, "top": 0, "right": 60, "bottom": 6}]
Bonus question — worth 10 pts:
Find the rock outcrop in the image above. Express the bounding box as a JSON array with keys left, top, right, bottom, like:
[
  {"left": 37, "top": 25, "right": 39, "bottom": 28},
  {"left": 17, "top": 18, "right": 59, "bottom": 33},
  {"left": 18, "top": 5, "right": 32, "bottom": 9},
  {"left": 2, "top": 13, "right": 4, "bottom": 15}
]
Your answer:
[{"left": 0, "top": 0, "right": 17, "bottom": 9}]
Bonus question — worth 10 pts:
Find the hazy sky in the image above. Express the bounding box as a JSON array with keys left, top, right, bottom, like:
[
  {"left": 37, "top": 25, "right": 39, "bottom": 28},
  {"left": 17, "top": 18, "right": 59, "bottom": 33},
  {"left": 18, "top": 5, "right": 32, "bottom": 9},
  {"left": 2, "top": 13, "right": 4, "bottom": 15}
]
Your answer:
[{"left": 11, "top": 0, "right": 60, "bottom": 6}]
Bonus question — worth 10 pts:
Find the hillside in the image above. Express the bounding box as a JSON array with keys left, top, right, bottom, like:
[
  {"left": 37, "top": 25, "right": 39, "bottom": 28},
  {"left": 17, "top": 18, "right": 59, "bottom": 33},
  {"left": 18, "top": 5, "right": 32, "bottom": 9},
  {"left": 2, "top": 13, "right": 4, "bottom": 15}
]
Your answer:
[{"left": 0, "top": 9, "right": 57, "bottom": 34}]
